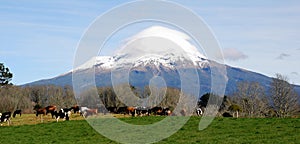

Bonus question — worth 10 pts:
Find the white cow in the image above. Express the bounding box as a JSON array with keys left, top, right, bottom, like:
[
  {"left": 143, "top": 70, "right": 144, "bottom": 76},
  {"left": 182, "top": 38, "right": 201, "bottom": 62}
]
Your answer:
[{"left": 79, "top": 107, "right": 90, "bottom": 118}]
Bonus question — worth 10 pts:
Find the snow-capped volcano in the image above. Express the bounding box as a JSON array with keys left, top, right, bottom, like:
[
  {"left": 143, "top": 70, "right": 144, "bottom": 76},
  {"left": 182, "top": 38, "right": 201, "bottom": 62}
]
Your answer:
[
  {"left": 74, "top": 26, "right": 208, "bottom": 72},
  {"left": 26, "top": 26, "right": 300, "bottom": 97}
]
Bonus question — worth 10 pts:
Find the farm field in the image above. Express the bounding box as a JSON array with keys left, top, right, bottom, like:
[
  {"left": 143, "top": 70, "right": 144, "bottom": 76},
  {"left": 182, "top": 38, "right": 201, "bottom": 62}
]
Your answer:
[{"left": 0, "top": 115, "right": 299, "bottom": 144}]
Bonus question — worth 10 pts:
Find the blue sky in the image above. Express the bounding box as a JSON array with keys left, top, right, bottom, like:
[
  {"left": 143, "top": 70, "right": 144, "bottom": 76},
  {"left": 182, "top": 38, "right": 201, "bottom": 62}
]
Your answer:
[{"left": 1, "top": 0, "right": 300, "bottom": 85}]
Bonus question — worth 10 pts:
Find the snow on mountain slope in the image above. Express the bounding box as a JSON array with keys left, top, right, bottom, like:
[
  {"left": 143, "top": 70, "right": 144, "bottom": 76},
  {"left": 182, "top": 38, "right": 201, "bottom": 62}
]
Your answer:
[{"left": 74, "top": 26, "right": 208, "bottom": 72}]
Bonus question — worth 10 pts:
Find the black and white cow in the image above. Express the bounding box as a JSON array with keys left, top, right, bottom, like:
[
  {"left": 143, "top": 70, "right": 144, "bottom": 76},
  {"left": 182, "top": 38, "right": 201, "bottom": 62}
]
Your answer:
[
  {"left": 0, "top": 112, "right": 12, "bottom": 126},
  {"left": 63, "top": 108, "right": 72, "bottom": 114},
  {"left": 54, "top": 109, "right": 71, "bottom": 122},
  {"left": 196, "top": 108, "right": 203, "bottom": 116},
  {"left": 136, "top": 107, "right": 151, "bottom": 116}
]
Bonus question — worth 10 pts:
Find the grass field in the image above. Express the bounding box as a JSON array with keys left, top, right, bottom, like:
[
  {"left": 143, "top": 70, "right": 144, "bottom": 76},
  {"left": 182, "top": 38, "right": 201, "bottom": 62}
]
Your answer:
[{"left": 0, "top": 114, "right": 299, "bottom": 144}]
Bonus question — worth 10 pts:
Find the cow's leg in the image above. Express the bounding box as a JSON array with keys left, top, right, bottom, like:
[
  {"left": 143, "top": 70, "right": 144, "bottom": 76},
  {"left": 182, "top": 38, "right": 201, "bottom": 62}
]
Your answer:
[
  {"left": 7, "top": 119, "right": 10, "bottom": 126},
  {"left": 56, "top": 116, "right": 60, "bottom": 122},
  {"left": 51, "top": 111, "right": 55, "bottom": 119}
]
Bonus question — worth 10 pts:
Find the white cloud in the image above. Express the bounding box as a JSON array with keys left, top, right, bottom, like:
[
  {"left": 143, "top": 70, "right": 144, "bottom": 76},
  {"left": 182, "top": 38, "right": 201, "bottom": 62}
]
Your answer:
[
  {"left": 116, "top": 26, "right": 207, "bottom": 61},
  {"left": 222, "top": 48, "right": 248, "bottom": 61}
]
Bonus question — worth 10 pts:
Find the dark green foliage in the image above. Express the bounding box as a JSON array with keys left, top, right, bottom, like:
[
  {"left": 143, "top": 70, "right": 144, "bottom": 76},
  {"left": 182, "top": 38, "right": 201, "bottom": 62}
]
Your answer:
[
  {"left": 198, "top": 93, "right": 210, "bottom": 107},
  {"left": 198, "top": 93, "right": 227, "bottom": 109},
  {"left": 229, "top": 104, "right": 242, "bottom": 112},
  {"left": 0, "top": 63, "right": 13, "bottom": 86},
  {"left": 33, "top": 104, "right": 42, "bottom": 110}
]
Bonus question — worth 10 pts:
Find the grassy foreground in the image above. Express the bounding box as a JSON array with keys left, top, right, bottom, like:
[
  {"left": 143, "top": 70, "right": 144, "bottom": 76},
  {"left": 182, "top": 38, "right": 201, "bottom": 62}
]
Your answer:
[{"left": 0, "top": 115, "right": 299, "bottom": 144}]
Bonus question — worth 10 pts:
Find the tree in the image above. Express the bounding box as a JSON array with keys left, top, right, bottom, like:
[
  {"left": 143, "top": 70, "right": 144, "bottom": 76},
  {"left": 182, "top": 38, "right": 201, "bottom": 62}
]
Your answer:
[
  {"left": 0, "top": 63, "right": 13, "bottom": 86},
  {"left": 219, "top": 95, "right": 231, "bottom": 112},
  {"left": 0, "top": 85, "right": 32, "bottom": 113},
  {"left": 270, "top": 74, "right": 299, "bottom": 117},
  {"left": 228, "top": 104, "right": 242, "bottom": 118},
  {"left": 232, "top": 82, "right": 269, "bottom": 117},
  {"left": 198, "top": 93, "right": 210, "bottom": 108},
  {"left": 198, "top": 93, "right": 225, "bottom": 108}
]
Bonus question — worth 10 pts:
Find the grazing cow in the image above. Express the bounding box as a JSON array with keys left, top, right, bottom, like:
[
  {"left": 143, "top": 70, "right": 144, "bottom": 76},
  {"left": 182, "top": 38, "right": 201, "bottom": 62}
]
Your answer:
[
  {"left": 13, "top": 109, "right": 22, "bottom": 118},
  {"left": 0, "top": 112, "right": 12, "bottom": 126},
  {"left": 63, "top": 108, "right": 72, "bottom": 116},
  {"left": 222, "top": 112, "right": 233, "bottom": 117},
  {"left": 54, "top": 109, "right": 71, "bottom": 122},
  {"left": 45, "top": 105, "right": 56, "bottom": 118},
  {"left": 136, "top": 107, "right": 151, "bottom": 116},
  {"left": 79, "top": 107, "right": 89, "bottom": 117},
  {"left": 36, "top": 108, "right": 47, "bottom": 117},
  {"left": 79, "top": 107, "right": 98, "bottom": 118},
  {"left": 117, "top": 106, "right": 128, "bottom": 114},
  {"left": 85, "top": 109, "right": 98, "bottom": 118},
  {"left": 70, "top": 105, "right": 80, "bottom": 114},
  {"left": 180, "top": 109, "right": 186, "bottom": 116},
  {"left": 150, "top": 107, "right": 171, "bottom": 116},
  {"left": 63, "top": 108, "right": 72, "bottom": 113},
  {"left": 196, "top": 108, "right": 203, "bottom": 116},
  {"left": 126, "top": 107, "right": 136, "bottom": 117},
  {"left": 150, "top": 107, "right": 163, "bottom": 116},
  {"left": 107, "top": 107, "right": 117, "bottom": 114},
  {"left": 162, "top": 107, "right": 172, "bottom": 116}
]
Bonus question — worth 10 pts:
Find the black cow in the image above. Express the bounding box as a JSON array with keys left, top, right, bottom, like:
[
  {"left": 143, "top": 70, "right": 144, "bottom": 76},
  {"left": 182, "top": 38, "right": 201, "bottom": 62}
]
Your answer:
[
  {"left": 107, "top": 107, "right": 117, "bottom": 113},
  {"left": 117, "top": 107, "right": 128, "bottom": 114},
  {"left": 150, "top": 107, "right": 163, "bottom": 115},
  {"left": 13, "top": 110, "right": 22, "bottom": 118},
  {"left": 0, "top": 112, "right": 12, "bottom": 126},
  {"left": 222, "top": 112, "right": 233, "bottom": 117}
]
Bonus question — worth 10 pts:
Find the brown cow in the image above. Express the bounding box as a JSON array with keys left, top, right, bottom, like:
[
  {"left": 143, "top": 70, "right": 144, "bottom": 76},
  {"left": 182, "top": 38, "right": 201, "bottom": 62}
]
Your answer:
[
  {"left": 86, "top": 109, "right": 98, "bottom": 116},
  {"left": 45, "top": 105, "right": 56, "bottom": 118},
  {"left": 150, "top": 107, "right": 171, "bottom": 116},
  {"left": 36, "top": 108, "right": 47, "bottom": 117},
  {"left": 180, "top": 109, "right": 186, "bottom": 116},
  {"left": 82, "top": 108, "right": 98, "bottom": 118}
]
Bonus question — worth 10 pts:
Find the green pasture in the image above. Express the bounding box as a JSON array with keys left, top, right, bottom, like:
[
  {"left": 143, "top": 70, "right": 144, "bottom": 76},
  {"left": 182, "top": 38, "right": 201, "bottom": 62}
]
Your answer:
[{"left": 0, "top": 115, "right": 299, "bottom": 144}]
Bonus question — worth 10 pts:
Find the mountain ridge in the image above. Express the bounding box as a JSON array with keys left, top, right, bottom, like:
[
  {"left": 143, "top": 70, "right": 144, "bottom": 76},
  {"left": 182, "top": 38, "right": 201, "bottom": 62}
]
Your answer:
[{"left": 23, "top": 59, "right": 300, "bottom": 97}]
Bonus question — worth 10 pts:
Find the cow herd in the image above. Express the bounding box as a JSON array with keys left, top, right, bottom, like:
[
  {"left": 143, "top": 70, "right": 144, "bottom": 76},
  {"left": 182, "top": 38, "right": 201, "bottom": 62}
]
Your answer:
[
  {"left": 35, "top": 105, "right": 80, "bottom": 122},
  {"left": 0, "top": 109, "right": 22, "bottom": 126},
  {"left": 0, "top": 105, "right": 203, "bottom": 126},
  {"left": 101, "top": 106, "right": 173, "bottom": 117}
]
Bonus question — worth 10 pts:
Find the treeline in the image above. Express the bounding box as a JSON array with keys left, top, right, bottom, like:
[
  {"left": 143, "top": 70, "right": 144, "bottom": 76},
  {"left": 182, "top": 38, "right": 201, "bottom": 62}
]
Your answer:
[
  {"left": 0, "top": 85, "right": 76, "bottom": 113},
  {"left": 205, "top": 74, "right": 300, "bottom": 118}
]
